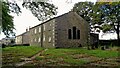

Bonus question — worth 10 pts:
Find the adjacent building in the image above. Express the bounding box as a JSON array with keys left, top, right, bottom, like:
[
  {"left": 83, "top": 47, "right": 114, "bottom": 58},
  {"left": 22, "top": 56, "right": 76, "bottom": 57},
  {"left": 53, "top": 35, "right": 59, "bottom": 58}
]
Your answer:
[
  {"left": 0, "top": 37, "right": 15, "bottom": 45},
  {"left": 15, "top": 30, "right": 29, "bottom": 45},
  {"left": 15, "top": 34, "right": 23, "bottom": 44},
  {"left": 90, "top": 33, "right": 99, "bottom": 47}
]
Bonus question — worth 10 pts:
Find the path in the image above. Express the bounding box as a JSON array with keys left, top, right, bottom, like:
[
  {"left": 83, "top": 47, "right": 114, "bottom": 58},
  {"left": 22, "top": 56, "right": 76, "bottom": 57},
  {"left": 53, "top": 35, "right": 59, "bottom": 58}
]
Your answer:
[{"left": 15, "top": 49, "right": 47, "bottom": 67}]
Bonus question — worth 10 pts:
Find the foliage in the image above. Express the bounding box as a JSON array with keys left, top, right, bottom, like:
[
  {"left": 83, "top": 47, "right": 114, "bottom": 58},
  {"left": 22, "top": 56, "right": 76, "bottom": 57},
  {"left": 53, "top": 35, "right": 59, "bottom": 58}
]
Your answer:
[
  {"left": 22, "top": 1, "right": 57, "bottom": 21},
  {"left": 72, "top": 2, "right": 94, "bottom": 21},
  {"left": 2, "top": 1, "right": 14, "bottom": 37},
  {"left": 95, "top": 2, "right": 120, "bottom": 46},
  {"left": 0, "top": 1, "right": 2, "bottom": 34},
  {"left": 72, "top": 2, "right": 101, "bottom": 32},
  {"left": 95, "top": 2, "right": 120, "bottom": 33},
  {"left": 1, "top": 0, "right": 57, "bottom": 37},
  {"left": 73, "top": 1, "right": 120, "bottom": 33},
  {"left": 1, "top": 0, "right": 21, "bottom": 37},
  {"left": 73, "top": 1, "right": 120, "bottom": 46}
]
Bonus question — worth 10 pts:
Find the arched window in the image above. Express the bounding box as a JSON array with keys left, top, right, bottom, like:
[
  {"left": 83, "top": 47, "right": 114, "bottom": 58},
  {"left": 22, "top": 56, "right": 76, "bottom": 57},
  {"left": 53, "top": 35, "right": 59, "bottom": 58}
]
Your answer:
[
  {"left": 68, "top": 26, "right": 80, "bottom": 40},
  {"left": 73, "top": 27, "right": 76, "bottom": 39},
  {"left": 77, "top": 30, "right": 80, "bottom": 39},
  {"left": 68, "top": 29, "right": 72, "bottom": 39}
]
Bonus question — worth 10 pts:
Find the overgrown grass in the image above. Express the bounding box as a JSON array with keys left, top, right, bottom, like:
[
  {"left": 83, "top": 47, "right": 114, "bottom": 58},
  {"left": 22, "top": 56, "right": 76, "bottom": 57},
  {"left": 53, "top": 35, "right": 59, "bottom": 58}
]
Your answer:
[
  {"left": 44, "top": 48, "right": 118, "bottom": 58},
  {"left": 42, "top": 48, "right": 119, "bottom": 65},
  {"left": 2, "top": 46, "right": 119, "bottom": 66},
  {"left": 2, "top": 46, "right": 43, "bottom": 66}
]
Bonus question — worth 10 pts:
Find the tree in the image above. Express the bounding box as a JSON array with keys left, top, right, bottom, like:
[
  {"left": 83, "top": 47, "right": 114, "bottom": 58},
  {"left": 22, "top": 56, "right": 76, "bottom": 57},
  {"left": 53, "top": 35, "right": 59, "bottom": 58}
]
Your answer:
[
  {"left": 1, "top": 0, "right": 57, "bottom": 37},
  {"left": 0, "top": 1, "right": 2, "bottom": 33},
  {"left": 72, "top": 2, "right": 99, "bottom": 49},
  {"left": 22, "top": 1, "right": 57, "bottom": 21},
  {"left": 73, "top": 2, "right": 103, "bottom": 33},
  {"left": 73, "top": 1, "right": 120, "bottom": 46},
  {"left": 1, "top": 1, "right": 16, "bottom": 37},
  {"left": 95, "top": 2, "right": 120, "bottom": 46}
]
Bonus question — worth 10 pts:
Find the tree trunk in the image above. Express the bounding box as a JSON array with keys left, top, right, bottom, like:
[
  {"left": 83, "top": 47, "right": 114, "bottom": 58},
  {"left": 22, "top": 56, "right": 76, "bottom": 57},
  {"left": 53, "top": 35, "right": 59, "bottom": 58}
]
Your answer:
[
  {"left": 116, "top": 22, "right": 120, "bottom": 46},
  {"left": 117, "top": 31, "right": 119, "bottom": 46}
]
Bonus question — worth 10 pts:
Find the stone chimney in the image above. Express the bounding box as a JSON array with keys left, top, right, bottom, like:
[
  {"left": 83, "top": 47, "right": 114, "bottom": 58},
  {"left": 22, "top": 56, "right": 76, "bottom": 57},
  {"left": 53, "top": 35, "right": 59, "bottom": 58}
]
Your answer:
[
  {"left": 26, "top": 28, "right": 28, "bottom": 32},
  {"left": 29, "top": 26, "right": 31, "bottom": 31}
]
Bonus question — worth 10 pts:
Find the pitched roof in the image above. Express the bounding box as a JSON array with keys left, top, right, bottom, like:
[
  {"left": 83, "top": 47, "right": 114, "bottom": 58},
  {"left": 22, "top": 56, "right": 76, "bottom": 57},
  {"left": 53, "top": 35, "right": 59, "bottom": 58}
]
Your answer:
[{"left": 29, "top": 11, "right": 74, "bottom": 29}]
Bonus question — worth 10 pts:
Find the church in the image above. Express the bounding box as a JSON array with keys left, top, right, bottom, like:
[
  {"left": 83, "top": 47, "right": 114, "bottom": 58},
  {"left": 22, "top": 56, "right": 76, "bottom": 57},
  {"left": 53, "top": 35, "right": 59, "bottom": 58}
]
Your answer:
[{"left": 15, "top": 11, "right": 99, "bottom": 48}]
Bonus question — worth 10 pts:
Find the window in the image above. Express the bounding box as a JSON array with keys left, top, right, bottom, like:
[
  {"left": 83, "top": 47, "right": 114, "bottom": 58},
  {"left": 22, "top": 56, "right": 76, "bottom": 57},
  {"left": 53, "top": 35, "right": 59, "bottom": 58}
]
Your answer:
[
  {"left": 44, "top": 24, "right": 45, "bottom": 31},
  {"left": 48, "top": 37, "right": 51, "bottom": 42},
  {"left": 53, "top": 44, "right": 55, "bottom": 46},
  {"left": 34, "top": 29, "right": 37, "bottom": 34},
  {"left": 39, "top": 26, "right": 41, "bottom": 32},
  {"left": 38, "top": 37, "right": 41, "bottom": 42},
  {"left": 68, "top": 29, "right": 72, "bottom": 39},
  {"left": 50, "top": 23, "right": 51, "bottom": 26},
  {"left": 77, "top": 30, "right": 80, "bottom": 39},
  {"left": 73, "top": 27, "right": 76, "bottom": 39},
  {"left": 34, "top": 38, "right": 36, "bottom": 42},
  {"left": 53, "top": 29, "right": 54, "bottom": 32},
  {"left": 43, "top": 35, "right": 45, "bottom": 41},
  {"left": 68, "top": 26, "right": 80, "bottom": 40}
]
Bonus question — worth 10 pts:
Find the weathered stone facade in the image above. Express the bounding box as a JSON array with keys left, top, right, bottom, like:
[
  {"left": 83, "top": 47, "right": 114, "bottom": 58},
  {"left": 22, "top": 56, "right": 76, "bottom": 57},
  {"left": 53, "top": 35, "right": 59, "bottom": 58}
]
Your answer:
[
  {"left": 16, "top": 31, "right": 29, "bottom": 45},
  {"left": 29, "top": 19, "right": 56, "bottom": 48},
  {"left": 55, "top": 12, "right": 89, "bottom": 47},
  {"left": 28, "top": 12, "right": 89, "bottom": 48},
  {"left": 16, "top": 34, "right": 23, "bottom": 44},
  {"left": 16, "top": 12, "right": 98, "bottom": 48}
]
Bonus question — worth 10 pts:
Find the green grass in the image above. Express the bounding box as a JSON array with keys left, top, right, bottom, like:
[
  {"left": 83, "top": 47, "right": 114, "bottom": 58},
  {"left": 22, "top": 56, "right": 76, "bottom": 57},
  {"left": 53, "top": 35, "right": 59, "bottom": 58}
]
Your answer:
[
  {"left": 3, "top": 46, "right": 43, "bottom": 57},
  {"left": 42, "top": 48, "right": 119, "bottom": 65},
  {"left": 44, "top": 48, "right": 118, "bottom": 58},
  {"left": 2, "top": 46, "right": 43, "bottom": 66},
  {"left": 2, "top": 46, "right": 119, "bottom": 66},
  {"left": 64, "top": 58, "right": 87, "bottom": 65}
]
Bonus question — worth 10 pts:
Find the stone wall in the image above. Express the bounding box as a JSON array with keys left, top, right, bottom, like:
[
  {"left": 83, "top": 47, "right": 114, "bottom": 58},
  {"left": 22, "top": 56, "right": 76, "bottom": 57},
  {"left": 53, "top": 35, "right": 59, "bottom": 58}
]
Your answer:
[
  {"left": 42, "top": 19, "right": 56, "bottom": 48},
  {"left": 15, "top": 35, "right": 23, "bottom": 44},
  {"left": 29, "top": 25, "right": 42, "bottom": 47},
  {"left": 29, "top": 19, "right": 56, "bottom": 48},
  {"left": 20, "top": 12, "right": 91, "bottom": 48},
  {"left": 55, "top": 12, "right": 89, "bottom": 48},
  {"left": 22, "top": 31, "right": 30, "bottom": 44}
]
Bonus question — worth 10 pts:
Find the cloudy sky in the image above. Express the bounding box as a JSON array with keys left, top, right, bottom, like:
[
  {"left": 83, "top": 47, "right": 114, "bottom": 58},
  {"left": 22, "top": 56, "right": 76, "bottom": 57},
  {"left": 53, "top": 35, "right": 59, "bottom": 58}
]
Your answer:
[{"left": 0, "top": 0, "right": 117, "bottom": 40}]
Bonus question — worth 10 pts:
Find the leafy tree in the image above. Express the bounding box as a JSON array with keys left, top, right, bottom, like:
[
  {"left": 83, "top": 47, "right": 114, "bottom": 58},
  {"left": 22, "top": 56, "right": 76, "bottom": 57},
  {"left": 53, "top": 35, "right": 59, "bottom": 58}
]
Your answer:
[
  {"left": 95, "top": 2, "right": 120, "bottom": 46},
  {"left": 73, "top": 1, "right": 120, "bottom": 46},
  {"left": 72, "top": 2, "right": 98, "bottom": 49},
  {"left": 72, "top": 2, "right": 103, "bottom": 33},
  {"left": 1, "top": 1, "right": 17, "bottom": 37},
  {"left": 0, "top": 1, "right": 2, "bottom": 33},
  {"left": 22, "top": 1, "right": 57, "bottom": 21},
  {"left": 1, "top": 0, "right": 57, "bottom": 37}
]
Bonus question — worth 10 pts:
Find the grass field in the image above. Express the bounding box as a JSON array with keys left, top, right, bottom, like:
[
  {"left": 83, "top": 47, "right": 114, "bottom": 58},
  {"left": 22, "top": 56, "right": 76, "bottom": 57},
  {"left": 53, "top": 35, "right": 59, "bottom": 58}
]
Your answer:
[
  {"left": 2, "top": 46, "right": 43, "bottom": 66},
  {"left": 2, "top": 46, "right": 119, "bottom": 67},
  {"left": 34, "top": 48, "right": 119, "bottom": 66}
]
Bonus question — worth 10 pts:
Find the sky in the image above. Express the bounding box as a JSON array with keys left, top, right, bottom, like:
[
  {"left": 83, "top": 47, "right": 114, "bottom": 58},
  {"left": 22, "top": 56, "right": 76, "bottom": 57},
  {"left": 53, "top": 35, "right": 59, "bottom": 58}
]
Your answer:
[{"left": 0, "top": 0, "right": 117, "bottom": 40}]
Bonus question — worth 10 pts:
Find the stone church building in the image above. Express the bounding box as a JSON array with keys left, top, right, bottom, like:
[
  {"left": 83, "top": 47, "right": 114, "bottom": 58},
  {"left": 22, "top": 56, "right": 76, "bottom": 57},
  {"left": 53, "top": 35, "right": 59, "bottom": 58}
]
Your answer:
[{"left": 16, "top": 12, "right": 98, "bottom": 48}]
